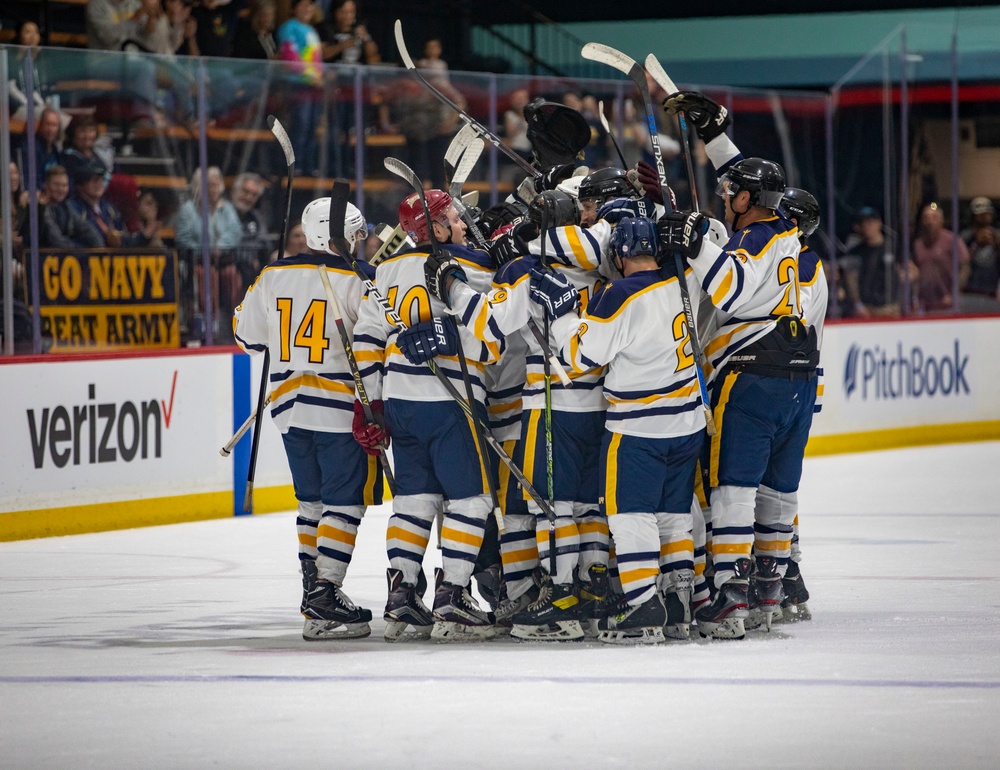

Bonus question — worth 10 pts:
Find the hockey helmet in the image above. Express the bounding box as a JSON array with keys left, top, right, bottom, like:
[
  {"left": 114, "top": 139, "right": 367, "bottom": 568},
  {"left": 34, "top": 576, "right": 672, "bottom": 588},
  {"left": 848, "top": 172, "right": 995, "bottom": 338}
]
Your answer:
[
  {"left": 398, "top": 189, "right": 453, "bottom": 243},
  {"left": 303, "top": 198, "right": 368, "bottom": 254},
  {"left": 780, "top": 187, "right": 820, "bottom": 237},
  {"left": 524, "top": 98, "right": 592, "bottom": 167},
  {"left": 716, "top": 157, "right": 786, "bottom": 210},
  {"left": 610, "top": 216, "right": 658, "bottom": 260},
  {"left": 579, "top": 167, "right": 636, "bottom": 204}
]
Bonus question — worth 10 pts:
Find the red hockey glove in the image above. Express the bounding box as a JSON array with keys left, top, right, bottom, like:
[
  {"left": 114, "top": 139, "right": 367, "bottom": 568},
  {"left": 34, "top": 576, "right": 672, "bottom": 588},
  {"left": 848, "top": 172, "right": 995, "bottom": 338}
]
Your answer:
[{"left": 352, "top": 399, "right": 389, "bottom": 456}]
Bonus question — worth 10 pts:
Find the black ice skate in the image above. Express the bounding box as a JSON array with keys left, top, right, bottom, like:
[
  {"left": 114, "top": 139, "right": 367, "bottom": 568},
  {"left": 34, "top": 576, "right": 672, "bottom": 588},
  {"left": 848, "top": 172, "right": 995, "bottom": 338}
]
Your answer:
[
  {"left": 473, "top": 563, "right": 502, "bottom": 612},
  {"left": 780, "top": 559, "right": 811, "bottom": 621},
  {"left": 695, "top": 558, "right": 751, "bottom": 640},
  {"left": 663, "top": 587, "right": 692, "bottom": 641},
  {"left": 575, "top": 564, "right": 611, "bottom": 638},
  {"left": 746, "top": 555, "right": 784, "bottom": 632},
  {"left": 383, "top": 568, "right": 433, "bottom": 642},
  {"left": 493, "top": 580, "right": 538, "bottom": 637},
  {"left": 430, "top": 569, "right": 495, "bottom": 642},
  {"left": 302, "top": 580, "right": 372, "bottom": 640},
  {"left": 597, "top": 591, "right": 667, "bottom": 645},
  {"left": 300, "top": 559, "right": 318, "bottom": 614},
  {"left": 510, "top": 576, "right": 584, "bottom": 642}
]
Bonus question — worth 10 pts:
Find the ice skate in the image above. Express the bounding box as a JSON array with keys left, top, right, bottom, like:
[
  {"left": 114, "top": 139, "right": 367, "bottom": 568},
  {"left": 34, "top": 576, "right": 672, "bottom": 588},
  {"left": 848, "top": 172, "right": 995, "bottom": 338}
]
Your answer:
[
  {"left": 695, "top": 558, "right": 750, "bottom": 640},
  {"left": 383, "top": 568, "right": 433, "bottom": 642},
  {"left": 575, "top": 564, "right": 611, "bottom": 638},
  {"left": 493, "top": 583, "right": 536, "bottom": 637},
  {"left": 779, "top": 559, "right": 811, "bottom": 621},
  {"left": 663, "top": 587, "right": 692, "bottom": 640},
  {"left": 597, "top": 592, "right": 667, "bottom": 645},
  {"left": 300, "top": 559, "right": 318, "bottom": 614},
  {"left": 510, "top": 576, "right": 584, "bottom": 642},
  {"left": 302, "top": 580, "right": 372, "bottom": 640},
  {"left": 473, "top": 563, "right": 502, "bottom": 612},
  {"left": 745, "top": 555, "right": 784, "bottom": 632},
  {"left": 430, "top": 569, "right": 495, "bottom": 642}
]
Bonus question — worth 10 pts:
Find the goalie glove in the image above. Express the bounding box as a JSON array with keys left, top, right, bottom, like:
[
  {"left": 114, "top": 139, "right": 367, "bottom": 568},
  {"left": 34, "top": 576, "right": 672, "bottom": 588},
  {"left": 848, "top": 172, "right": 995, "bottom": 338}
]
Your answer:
[
  {"left": 352, "top": 399, "right": 389, "bottom": 456},
  {"left": 396, "top": 316, "right": 459, "bottom": 364},
  {"left": 661, "top": 90, "right": 732, "bottom": 144},
  {"left": 528, "top": 266, "right": 580, "bottom": 320},
  {"left": 657, "top": 211, "right": 710, "bottom": 261},
  {"left": 424, "top": 250, "right": 467, "bottom": 304}
]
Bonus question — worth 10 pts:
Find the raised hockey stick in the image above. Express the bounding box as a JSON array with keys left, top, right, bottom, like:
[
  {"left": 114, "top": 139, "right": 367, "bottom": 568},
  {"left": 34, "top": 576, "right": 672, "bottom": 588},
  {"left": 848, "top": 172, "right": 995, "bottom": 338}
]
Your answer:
[
  {"left": 244, "top": 115, "right": 295, "bottom": 512},
  {"left": 324, "top": 180, "right": 397, "bottom": 494},
  {"left": 581, "top": 43, "right": 716, "bottom": 435},
  {"left": 384, "top": 157, "right": 506, "bottom": 536},
  {"left": 394, "top": 19, "right": 540, "bottom": 179},
  {"left": 371, "top": 223, "right": 412, "bottom": 266},
  {"left": 644, "top": 55, "right": 701, "bottom": 213},
  {"left": 449, "top": 138, "right": 484, "bottom": 202},
  {"left": 444, "top": 123, "right": 480, "bottom": 190},
  {"left": 537, "top": 204, "right": 558, "bottom": 577},
  {"left": 598, "top": 99, "right": 628, "bottom": 168},
  {"left": 220, "top": 394, "right": 271, "bottom": 457}
]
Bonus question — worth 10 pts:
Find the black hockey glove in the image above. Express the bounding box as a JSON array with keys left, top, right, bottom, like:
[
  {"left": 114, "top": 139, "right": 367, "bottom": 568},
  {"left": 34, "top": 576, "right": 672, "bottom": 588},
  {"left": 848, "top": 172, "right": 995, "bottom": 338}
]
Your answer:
[
  {"left": 397, "top": 317, "right": 459, "bottom": 364},
  {"left": 662, "top": 90, "right": 732, "bottom": 144},
  {"left": 488, "top": 220, "right": 538, "bottom": 267},
  {"left": 536, "top": 163, "right": 576, "bottom": 191},
  {"left": 657, "top": 211, "right": 710, "bottom": 261},
  {"left": 478, "top": 201, "right": 528, "bottom": 240},
  {"left": 424, "top": 250, "right": 467, "bottom": 304},
  {"left": 596, "top": 196, "right": 654, "bottom": 224},
  {"left": 528, "top": 266, "right": 580, "bottom": 320}
]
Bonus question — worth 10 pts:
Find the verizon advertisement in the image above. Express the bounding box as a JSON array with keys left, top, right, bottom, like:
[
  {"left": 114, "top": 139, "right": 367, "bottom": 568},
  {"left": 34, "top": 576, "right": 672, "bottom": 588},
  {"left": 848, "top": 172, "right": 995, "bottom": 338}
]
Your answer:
[{"left": 812, "top": 317, "right": 1000, "bottom": 436}]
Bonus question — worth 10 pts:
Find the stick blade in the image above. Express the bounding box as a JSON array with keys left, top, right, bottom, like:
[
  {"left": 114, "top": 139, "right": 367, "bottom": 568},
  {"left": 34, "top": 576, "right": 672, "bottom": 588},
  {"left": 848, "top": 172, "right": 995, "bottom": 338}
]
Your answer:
[
  {"left": 644, "top": 54, "right": 678, "bottom": 95},
  {"left": 267, "top": 114, "right": 295, "bottom": 167},
  {"left": 384, "top": 156, "right": 420, "bottom": 190},
  {"left": 394, "top": 19, "right": 414, "bottom": 69},
  {"left": 445, "top": 122, "right": 479, "bottom": 168},
  {"left": 597, "top": 99, "right": 610, "bottom": 132},
  {"left": 328, "top": 178, "right": 350, "bottom": 243},
  {"left": 581, "top": 43, "right": 636, "bottom": 75}
]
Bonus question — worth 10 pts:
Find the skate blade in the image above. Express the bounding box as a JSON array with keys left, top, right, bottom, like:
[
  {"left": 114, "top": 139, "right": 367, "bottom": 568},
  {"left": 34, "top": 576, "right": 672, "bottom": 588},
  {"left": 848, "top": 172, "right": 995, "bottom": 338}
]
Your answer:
[
  {"left": 430, "top": 621, "right": 495, "bottom": 643},
  {"left": 663, "top": 623, "right": 690, "bottom": 641},
  {"left": 746, "top": 604, "right": 782, "bottom": 631},
  {"left": 597, "top": 626, "right": 666, "bottom": 645},
  {"left": 510, "top": 620, "right": 584, "bottom": 642},
  {"left": 779, "top": 601, "right": 811, "bottom": 622},
  {"left": 697, "top": 617, "right": 745, "bottom": 640},
  {"left": 302, "top": 619, "right": 372, "bottom": 640},
  {"left": 383, "top": 619, "right": 432, "bottom": 643},
  {"left": 581, "top": 619, "right": 601, "bottom": 639}
]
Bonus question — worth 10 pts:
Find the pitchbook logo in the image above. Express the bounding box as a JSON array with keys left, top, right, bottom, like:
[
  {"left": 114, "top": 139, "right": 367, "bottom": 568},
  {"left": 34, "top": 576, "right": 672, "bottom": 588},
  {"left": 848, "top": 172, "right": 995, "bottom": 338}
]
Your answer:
[
  {"left": 25, "top": 371, "right": 178, "bottom": 469},
  {"left": 843, "top": 340, "right": 969, "bottom": 401}
]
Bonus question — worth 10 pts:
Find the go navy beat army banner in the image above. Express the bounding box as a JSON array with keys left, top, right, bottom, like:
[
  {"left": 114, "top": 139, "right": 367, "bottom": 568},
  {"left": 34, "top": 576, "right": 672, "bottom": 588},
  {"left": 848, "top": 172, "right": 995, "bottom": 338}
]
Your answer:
[{"left": 37, "top": 249, "right": 179, "bottom": 350}]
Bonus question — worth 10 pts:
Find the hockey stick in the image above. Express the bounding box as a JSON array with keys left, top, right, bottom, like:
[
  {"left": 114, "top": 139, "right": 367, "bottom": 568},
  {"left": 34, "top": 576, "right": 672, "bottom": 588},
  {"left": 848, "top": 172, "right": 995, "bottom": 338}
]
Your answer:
[
  {"left": 221, "top": 394, "right": 271, "bottom": 457},
  {"left": 598, "top": 99, "right": 628, "bottom": 168},
  {"left": 324, "top": 180, "right": 397, "bottom": 494},
  {"left": 394, "top": 19, "right": 540, "bottom": 180},
  {"left": 581, "top": 43, "right": 716, "bottom": 435},
  {"left": 384, "top": 157, "right": 506, "bottom": 536},
  {"left": 644, "top": 55, "right": 701, "bottom": 213},
  {"left": 444, "top": 123, "right": 480, "bottom": 190},
  {"left": 244, "top": 115, "right": 295, "bottom": 512},
  {"left": 371, "top": 222, "right": 412, "bottom": 266},
  {"left": 538, "top": 204, "right": 558, "bottom": 577}
]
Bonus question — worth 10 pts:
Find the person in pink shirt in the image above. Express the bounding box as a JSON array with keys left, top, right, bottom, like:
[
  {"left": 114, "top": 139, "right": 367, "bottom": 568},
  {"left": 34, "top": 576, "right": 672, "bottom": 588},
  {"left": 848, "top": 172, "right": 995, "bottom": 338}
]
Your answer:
[{"left": 912, "top": 202, "right": 969, "bottom": 313}]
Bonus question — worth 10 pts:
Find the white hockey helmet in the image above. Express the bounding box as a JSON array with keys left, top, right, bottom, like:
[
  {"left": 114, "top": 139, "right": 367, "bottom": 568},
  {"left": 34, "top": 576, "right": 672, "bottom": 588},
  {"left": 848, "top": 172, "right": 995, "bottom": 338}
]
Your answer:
[
  {"left": 302, "top": 198, "right": 368, "bottom": 254},
  {"left": 556, "top": 166, "right": 590, "bottom": 199}
]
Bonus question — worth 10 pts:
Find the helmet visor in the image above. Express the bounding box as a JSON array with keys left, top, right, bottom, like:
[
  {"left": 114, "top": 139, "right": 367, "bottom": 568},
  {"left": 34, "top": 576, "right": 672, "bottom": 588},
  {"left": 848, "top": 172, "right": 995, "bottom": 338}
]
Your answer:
[{"left": 716, "top": 176, "right": 738, "bottom": 198}]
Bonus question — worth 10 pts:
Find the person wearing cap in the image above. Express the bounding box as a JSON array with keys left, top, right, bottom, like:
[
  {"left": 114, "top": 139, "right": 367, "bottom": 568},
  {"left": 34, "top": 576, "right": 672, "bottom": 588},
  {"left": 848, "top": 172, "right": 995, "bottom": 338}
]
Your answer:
[
  {"left": 959, "top": 197, "right": 1000, "bottom": 308},
  {"left": 913, "top": 202, "right": 969, "bottom": 314},
  {"left": 67, "top": 162, "right": 154, "bottom": 249},
  {"left": 840, "top": 206, "right": 918, "bottom": 318}
]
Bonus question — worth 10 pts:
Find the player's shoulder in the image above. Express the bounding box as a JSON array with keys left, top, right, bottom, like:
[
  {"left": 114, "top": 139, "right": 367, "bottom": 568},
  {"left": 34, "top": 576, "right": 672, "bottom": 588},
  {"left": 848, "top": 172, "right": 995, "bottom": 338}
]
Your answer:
[
  {"left": 494, "top": 254, "right": 537, "bottom": 286},
  {"left": 727, "top": 216, "right": 798, "bottom": 257},
  {"left": 585, "top": 269, "right": 661, "bottom": 320},
  {"left": 798, "top": 245, "right": 823, "bottom": 284},
  {"left": 446, "top": 243, "right": 494, "bottom": 272}
]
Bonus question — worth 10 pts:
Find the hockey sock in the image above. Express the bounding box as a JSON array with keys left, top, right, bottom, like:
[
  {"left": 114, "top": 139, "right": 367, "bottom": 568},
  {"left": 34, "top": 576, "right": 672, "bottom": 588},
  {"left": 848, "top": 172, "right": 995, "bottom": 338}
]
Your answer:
[
  {"left": 499, "top": 513, "right": 538, "bottom": 600},
  {"left": 607, "top": 512, "right": 659, "bottom": 607},
  {"left": 709, "top": 485, "right": 755, "bottom": 588},
  {"left": 755, "top": 485, "right": 797, "bottom": 577},
  {"left": 575, "top": 503, "right": 610, "bottom": 576},
  {"left": 441, "top": 494, "right": 491, "bottom": 588},
  {"left": 387, "top": 494, "right": 441, "bottom": 585},
  {"left": 296, "top": 500, "right": 323, "bottom": 562},
  {"left": 534, "top": 501, "right": 579, "bottom": 585},
  {"left": 316, "top": 505, "right": 365, "bottom": 585},
  {"left": 692, "top": 495, "right": 711, "bottom": 605}
]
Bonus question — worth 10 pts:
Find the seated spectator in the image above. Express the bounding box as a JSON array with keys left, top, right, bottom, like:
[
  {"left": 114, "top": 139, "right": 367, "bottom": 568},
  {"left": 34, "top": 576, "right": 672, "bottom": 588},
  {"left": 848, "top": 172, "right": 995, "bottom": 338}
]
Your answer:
[
  {"left": 68, "top": 162, "right": 153, "bottom": 248},
  {"left": 61, "top": 116, "right": 112, "bottom": 192},
  {"left": 4, "top": 162, "right": 29, "bottom": 301},
  {"left": 232, "top": 0, "right": 278, "bottom": 60},
  {"left": 231, "top": 172, "right": 270, "bottom": 287},
  {"left": 35, "top": 165, "right": 104, "bottom": 249},
  {"left": 959, "top": 197, "right": 1000, "bottom": 310},
  {"left": 22, "top": 107, "right": 65, "bottom": 191},
  {"left": 913, "top": 202, "right": 970, "bottom": 314},
  {"left": 137, "top": 191, "right": 165, "bottom": 249},
  {"left": 269, "top": 221, "right": 307, "bottom": 261}
]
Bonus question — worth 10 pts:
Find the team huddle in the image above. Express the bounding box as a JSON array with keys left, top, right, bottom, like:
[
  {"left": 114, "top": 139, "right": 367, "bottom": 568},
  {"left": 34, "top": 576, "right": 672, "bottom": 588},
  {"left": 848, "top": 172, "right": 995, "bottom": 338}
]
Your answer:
[{"left": 233, "top": 88, "right": 829, "bottom": 645}]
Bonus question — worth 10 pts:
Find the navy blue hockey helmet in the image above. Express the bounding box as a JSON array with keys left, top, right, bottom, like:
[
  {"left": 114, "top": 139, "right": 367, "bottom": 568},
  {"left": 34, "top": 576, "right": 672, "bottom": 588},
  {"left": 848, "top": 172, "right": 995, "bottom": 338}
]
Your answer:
[{"left": 610, "top": 216, "right": 659, "bottom": 260}]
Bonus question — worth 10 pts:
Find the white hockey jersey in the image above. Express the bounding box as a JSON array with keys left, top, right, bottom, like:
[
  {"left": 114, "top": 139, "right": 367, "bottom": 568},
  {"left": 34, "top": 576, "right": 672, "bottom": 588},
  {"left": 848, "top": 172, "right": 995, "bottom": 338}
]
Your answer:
[
  {"left": 798, "top": 243, "right": 829, "bottom": 412},
  {"left": 352, "top": 244, "right": 497, "bottom": 404},
  {"left": 233, "top": 252, "right": 371, "bottom": 434},
  {"left": 550, "top": 266, "right": 706, "bottom": 438}
]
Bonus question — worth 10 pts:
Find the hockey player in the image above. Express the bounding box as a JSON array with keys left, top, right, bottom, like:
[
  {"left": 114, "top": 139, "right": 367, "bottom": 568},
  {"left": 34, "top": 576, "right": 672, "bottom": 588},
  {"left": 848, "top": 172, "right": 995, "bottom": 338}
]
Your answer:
[
  {"left": 233, "top": 197, "right": 381, "bottom": 641},
  {"left": 528, "top": 215, "right": 707, "bottom": 643},
  {"left": 352, "top": 189, "right": 499, "bottom": 642}
]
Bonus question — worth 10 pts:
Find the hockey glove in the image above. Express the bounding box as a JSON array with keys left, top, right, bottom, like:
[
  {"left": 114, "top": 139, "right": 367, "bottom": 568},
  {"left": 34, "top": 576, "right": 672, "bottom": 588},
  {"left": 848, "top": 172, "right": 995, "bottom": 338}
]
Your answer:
[
  {"left": 424, "top": 250, "right": 467, "bottom": 304},
  {"left": 528, "top": 266, "right": 580, "bottom": 320},
  {"left": 536, "top": 163, "right": 576, "bottom": 192},
  {"left": 396, "top": 316, "right": 459, "bottom": 364},
  {"left": 657, "top": 211, "right": 710, "bottom": 260},
  {"left": 661, "top": 90, "right": 732, "bottom": 144},
  {"left": 488, "top": 220, "right": 538, "bottom": 267},
  {"left": 596, "top": 196, "right": 654, "bottom": 225},
  {"left": 628, "top": 160, "right": 679, "bottom": 209},
  {"left": 352, "top": 399, "right": 389, "bottom": 456}
]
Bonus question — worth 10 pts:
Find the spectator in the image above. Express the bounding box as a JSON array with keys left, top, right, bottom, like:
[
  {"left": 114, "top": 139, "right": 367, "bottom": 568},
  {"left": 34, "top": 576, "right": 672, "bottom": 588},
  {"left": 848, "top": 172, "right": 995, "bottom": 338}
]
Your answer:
[
  {"left": 232, "top": 0, "right": 278, "bottom": 60},
  {"left": 192, "top": 0, "right": 241, "bottom": 58},
  {"left": 9, "top": 21, "right": 46, "bottom": 125},
  {"left": 390, "top": 78, "right": 451, "bottom": 190},
  {"left": 166, "top": 0, "right": 200, "bottom": 55},
  {"left": 61, "top": 115, "right": 112, "bottom": 192},
  {"left": 318, "top": 0, "right": 379, "bottom": 65},
  {"left": 231, "top": 172, "right": 271, "bottom": 287},
  {"left": 579, "top": 93, "right": 608, "bottom": 168},
  {"left": 501, "top": 87, "right": 532, "bottom": 181},
  {"left": 86, "top": 0, "right": 143, "bottom": 51},
  {"left": 137, "top": 191, "right": 165, "bottom": 248},
  {"left": 840, "top": 207, "right": 912, "bottom": 318},
  {"left": 127, "top": 0, "right": 174, "bottom": 54},
  {"left": 959, "top": 196, "right": 1000, "bottom": 310},
  {"left": 277, "top": 0, "right": 324, "bottom": 175},
  {"left": 21, "top": 107, "right": 64, "bottom": 190},
  {"left": 270, "top": 221, "right": 307, "bottom": 261},
  {"left": 5, "top": 162, "right": 29, "bottom": 300},
  {"left": 35, "top": 165, "right": 104, "bottom": 249},
  {"left": 913, "top": 202, "right": 969, "bottom": 313},
  {"left": 68, "top": 162, "right": 153, "bottom": 248}
]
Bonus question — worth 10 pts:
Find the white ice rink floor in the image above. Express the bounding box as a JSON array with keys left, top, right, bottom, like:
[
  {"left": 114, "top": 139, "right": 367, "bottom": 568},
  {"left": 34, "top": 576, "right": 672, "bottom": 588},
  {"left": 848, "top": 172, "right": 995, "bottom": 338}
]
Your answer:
[{"left": 3, "top": 442, "right": 1000, "bottom": 769}]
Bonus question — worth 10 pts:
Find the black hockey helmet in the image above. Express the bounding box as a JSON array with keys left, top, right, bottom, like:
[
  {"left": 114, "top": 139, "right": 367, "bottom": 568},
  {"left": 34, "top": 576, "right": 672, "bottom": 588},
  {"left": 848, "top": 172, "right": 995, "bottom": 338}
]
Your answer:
[
  {"left": 716, "top": 157, "right": 786, "bottom": 210},
  {"left": 524, "top": 98, "right": 592, "bottom": 167},
  {"left": 780, "top": 187, "right": 820, "bottom": 237},
  {"left": 579, "top": 167, "right": 636, "bottom": 204}
]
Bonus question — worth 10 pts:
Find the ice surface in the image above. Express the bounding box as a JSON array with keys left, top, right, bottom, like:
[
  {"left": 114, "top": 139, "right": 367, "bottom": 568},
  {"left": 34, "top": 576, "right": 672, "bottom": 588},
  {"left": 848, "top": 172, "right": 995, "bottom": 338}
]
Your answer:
[{"left": 3, "top": 442, "right": 1000, "bottom": 769}]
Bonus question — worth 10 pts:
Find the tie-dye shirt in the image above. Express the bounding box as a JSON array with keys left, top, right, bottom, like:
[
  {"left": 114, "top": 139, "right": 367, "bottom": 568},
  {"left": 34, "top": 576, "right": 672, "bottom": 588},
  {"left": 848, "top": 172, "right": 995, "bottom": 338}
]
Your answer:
[{"left": 276, "top": 18, "right": 322, "bottom": 86}]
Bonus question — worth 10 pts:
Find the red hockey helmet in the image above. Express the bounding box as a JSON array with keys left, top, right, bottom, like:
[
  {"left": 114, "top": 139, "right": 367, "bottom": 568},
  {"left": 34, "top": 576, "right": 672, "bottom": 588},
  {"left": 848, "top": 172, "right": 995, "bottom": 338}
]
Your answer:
[{"left": 398, "top": 189, "right": 454, "bottom": 243}]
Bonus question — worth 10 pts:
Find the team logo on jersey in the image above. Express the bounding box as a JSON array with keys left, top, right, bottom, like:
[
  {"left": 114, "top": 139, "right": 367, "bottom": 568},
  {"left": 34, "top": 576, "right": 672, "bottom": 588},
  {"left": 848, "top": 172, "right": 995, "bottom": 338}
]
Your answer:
[{"left": 843, "top": 340, "right": 970, "bottom": 401}]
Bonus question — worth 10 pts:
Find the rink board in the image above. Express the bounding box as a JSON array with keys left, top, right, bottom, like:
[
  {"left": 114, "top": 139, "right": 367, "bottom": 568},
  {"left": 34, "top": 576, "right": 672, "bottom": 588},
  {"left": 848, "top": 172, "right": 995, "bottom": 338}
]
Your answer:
[{"left": 2, "top": 316, "right": 999, "bottom": 540}]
